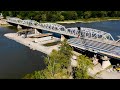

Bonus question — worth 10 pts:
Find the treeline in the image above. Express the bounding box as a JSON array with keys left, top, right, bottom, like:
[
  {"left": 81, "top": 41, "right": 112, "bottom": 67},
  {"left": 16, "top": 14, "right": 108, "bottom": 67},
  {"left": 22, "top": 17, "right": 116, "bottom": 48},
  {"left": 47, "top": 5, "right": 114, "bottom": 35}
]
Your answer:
[{"left": 1, "top": 11, "right": 120, "bottom": 22}]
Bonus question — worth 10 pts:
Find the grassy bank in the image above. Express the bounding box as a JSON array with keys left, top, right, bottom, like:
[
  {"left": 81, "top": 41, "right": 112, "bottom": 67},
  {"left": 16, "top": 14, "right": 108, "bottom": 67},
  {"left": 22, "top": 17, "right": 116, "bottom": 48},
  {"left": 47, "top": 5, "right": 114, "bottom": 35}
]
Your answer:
[
  {"left": 56, "top": 17, "right": 120, "bottom": 24},
  {"left": 0, "top": 24, "right": 12, "bottom": 27}
]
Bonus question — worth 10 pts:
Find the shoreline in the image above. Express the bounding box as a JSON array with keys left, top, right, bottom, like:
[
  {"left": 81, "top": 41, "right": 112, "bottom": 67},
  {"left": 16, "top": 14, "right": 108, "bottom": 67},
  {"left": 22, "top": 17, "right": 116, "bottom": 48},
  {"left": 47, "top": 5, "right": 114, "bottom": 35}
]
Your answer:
[
  {"left": 56, "top": 17, "right": 120, "bottom": 24},
  {"left": 4, "top": 33, "right": 62, "bottom": 55},
  {"left": 4, "top": 33, "right": 81, "bottom": 56},
  {"left": 0, "top": 19, "right": 12, "bottom": 27},
  {"left": 0, "top": 24, "right": 12, "bottom": 27}
]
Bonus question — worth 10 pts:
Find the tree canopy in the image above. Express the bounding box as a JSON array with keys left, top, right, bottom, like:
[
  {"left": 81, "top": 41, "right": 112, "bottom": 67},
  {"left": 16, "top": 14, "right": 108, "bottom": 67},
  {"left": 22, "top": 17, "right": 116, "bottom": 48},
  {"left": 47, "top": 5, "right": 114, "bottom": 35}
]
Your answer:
[{"left": 1, "top": 11, "right": 120, "bottom": 22}]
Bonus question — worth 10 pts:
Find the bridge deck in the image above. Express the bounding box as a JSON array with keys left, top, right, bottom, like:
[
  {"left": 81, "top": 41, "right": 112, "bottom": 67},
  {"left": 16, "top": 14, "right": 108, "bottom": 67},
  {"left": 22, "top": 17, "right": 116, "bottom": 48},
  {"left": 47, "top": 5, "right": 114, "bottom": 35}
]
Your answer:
[{"left": 67, "top": 38, "right": 120, "bottom": 59}]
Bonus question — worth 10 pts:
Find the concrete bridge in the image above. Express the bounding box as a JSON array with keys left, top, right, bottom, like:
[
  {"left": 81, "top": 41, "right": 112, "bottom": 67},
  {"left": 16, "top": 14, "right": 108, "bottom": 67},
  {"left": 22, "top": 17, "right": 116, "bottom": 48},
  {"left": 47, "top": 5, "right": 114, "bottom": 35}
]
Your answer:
[{"left": 6, "top": 17, "right": 120, "bottom": 69}]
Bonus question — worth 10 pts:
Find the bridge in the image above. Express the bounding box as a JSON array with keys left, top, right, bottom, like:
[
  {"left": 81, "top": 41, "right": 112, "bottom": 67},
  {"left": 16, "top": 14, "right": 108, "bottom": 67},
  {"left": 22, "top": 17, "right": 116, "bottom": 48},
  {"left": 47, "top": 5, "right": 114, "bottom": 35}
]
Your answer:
[
  {"left": 6, "top": 17, "right": 120, "bottom": 63},
  {"left": 6, "top": 17, "right": 114, "bottom": 40}
]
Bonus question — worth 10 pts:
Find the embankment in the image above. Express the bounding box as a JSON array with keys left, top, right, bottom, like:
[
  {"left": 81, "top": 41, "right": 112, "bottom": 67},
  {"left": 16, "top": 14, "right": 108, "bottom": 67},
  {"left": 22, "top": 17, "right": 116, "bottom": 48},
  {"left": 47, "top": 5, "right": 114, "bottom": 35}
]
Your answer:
[{"left": 4, "top": 33, "right": 54, "bottom": 55}]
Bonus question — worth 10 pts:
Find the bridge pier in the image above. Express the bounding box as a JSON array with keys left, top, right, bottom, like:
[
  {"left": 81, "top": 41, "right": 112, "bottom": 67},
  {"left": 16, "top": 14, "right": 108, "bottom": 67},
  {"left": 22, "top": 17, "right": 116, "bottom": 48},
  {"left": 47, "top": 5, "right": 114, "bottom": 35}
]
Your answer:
[
  {"left": 61, "top": 35, "right": 66, "bottom": 41},
  {"left": 101, "top": 56, "right": 111, "bottom": 69},
  {"left": 92, "top": 54, "right": 99, "bottom": 65},
  {"left": 35, "top": 29, "right": 40, "bottom": 34},
  {"left": 17, "top": 25, "right": 22, "bottom": 29},
  {"left": 61, "top": 35, "right": 69, "bottom": 41}
]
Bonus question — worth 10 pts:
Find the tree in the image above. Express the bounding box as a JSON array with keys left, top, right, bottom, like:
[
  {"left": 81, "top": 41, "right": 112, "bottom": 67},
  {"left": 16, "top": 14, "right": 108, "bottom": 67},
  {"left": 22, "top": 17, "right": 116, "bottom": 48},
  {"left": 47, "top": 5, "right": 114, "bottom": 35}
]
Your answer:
[
  {"left": 76, "top": 11, "right": 84, "bottom": 19},
  {"left": 41, "top": 14, "right": 47, "bottom": 21},
  {"left": 61, "top": 11, "right": 78, "bottom": 20},
  {"left": 59, "top": 39, "right": 73, "bottom": 68},
  {"left": 24, "top": 40, "right": 72, "bottom": 79},
  {"left": 74, "top": 55, "right": 93, "bottom": 79},
  {"left": 100, "top": 11, "right": 107, "bottom": 17},
  {"left": 23, "top": 39, "right": 94, "bottom": 79},
  {"left": 84, "top": 11, "right": 92, "bottom": 19},
  {"left": 59, "top": 15, "right": 64, "bottom": 21},
  {"left": 23, "top": 70, "right": 46, "bottom": 79},
  {"left": 24, "top": 49, "right": 70, "bottom": 79},
  {"left": 1, "top": 11, "right": 9, "bottom": 18}
]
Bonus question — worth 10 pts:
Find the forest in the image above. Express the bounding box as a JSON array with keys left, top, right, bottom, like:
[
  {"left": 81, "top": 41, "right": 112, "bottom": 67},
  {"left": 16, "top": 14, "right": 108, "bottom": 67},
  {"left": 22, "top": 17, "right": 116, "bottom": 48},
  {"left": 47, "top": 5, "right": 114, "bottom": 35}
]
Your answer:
[{"left": 1, "top": 11, "right": 120, "bottom": 22}]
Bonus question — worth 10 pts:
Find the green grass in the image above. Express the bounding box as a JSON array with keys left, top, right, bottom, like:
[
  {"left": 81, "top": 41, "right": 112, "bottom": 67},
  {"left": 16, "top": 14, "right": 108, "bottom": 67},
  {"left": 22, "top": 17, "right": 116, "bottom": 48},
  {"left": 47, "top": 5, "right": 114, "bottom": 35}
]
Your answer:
[{"left": 43, "top": 41, "right": 60, "bottom": 46}]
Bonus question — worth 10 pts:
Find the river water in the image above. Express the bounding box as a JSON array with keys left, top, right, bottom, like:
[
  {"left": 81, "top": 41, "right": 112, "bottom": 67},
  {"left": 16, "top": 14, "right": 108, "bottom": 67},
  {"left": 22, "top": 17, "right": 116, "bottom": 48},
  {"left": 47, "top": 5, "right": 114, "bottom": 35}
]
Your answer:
[
  {"left": 0, "top": 20, "right": 120, "bottom": 79},
  {"left": 0, "top": 26, "right": 46, "bottom": 79}
]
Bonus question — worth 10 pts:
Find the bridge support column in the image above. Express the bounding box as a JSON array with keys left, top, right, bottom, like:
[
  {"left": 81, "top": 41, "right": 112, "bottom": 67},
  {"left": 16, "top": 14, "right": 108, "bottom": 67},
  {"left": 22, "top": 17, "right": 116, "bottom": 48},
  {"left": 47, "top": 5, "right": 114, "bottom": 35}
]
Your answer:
[
  {"left": 61, "top": 35, "right": 66, "bottom": 42},
  {"left": 101, "top": 56, "right": 111, "bottom": 69},
  {"left": 35, "top": 29, "right": 40, "bottom": 34},
  {"left": 92, "top": 54, "right": 99, "bottom": 65},
  {"left": 17, "top": 25, "right": 22, "bottom": 29}
]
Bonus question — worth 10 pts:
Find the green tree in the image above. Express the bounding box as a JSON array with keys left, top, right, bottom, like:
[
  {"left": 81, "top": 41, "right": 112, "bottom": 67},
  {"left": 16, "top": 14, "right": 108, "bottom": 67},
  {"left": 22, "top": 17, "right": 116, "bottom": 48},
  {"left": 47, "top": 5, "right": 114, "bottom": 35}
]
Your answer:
[
  {"left": 24, "top": 40, "right": 73, "bottom": 79},
  {"left": 61, "top": 11, "right": 78, "bottom": 20},
  {"left": 1, "top": 11, "right": 9, "bottom": 18},
  {"left": 74, "top": 55, "right": 93, "bottom": 79},
  {"left": 76, "top": 11, "right": 84, "bottom": 19},
  {"left": 24, "top": 49, "right": 70, "bottom": 79},
  {"left": 84, "top": 11, "right": 92, "bottom": 19},
  {"left": 24, "top": 39, "right": 94, "bottom": 79},
  {"left": 59, "top": 15, "right": 64, "bottom": 21},
  {"left": 41, "top": 14, "right": 47, "bottom": 21},
  {"left": 59, "top": 39, "right": 73, "bottom": 68}
]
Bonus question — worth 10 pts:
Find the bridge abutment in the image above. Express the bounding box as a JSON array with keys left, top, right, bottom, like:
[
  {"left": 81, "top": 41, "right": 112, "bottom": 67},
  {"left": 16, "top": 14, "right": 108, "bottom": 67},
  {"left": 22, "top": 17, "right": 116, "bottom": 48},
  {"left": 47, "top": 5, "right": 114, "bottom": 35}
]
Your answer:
[
  {"left": 35, "top": 29, "right": 41, "bottom": 34},
  {"left": 17, "top": 25, "right": 22, "bottom": 29},
  {"left": 92, "top": 54, "right": 99, "bottom": 65},
  {"left": 61, "top": 35, "right": 66, "bottom": 41},
  {"left": 61, "top": 35, "right": 70, "bottom": 41},
  {"left": 101, "top": 56, "right": 111, "bottom": 69}
]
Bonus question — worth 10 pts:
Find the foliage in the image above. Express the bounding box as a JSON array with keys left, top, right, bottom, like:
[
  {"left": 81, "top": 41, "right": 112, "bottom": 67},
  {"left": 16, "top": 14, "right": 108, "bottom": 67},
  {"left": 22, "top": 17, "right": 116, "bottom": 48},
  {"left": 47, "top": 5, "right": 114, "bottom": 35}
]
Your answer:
[
  {"left": 23, "top": 39, "right": 94, "bottom": 79},
  {"left": 23, "top": 70, "right": 46, "bottom": 79},
  {"left": 74, "top": 55, "right": 93, "bottom": 79},
  {"left": 59, "top": 39, "right": 73, "bottom": 68},
  {"left": 2, "top": 11, "right": 120, "bottom": 22},
  {"left": 24, "top": 40, "right": 73, "bottom": 79}
]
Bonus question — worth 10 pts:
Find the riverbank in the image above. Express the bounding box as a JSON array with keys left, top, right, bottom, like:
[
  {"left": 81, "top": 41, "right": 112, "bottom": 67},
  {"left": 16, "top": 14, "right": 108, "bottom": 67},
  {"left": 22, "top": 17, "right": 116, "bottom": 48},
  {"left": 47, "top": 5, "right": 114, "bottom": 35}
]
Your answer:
[
  {"left": 4, "top": 33, "right": 61, "bottom": 55},
  {"left": 56, "top": 17, "right": 120, "bottom": 24},
  {"left": 0, "top": 19, "right": 11, "bottom": 27}
]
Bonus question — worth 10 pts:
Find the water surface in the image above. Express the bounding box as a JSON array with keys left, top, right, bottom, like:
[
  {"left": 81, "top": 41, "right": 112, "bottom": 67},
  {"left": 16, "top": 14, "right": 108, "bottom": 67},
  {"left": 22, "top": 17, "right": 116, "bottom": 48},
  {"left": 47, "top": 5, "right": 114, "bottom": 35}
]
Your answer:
[{"left": 0, "top": 26, "right": 46, "bottom": 79}]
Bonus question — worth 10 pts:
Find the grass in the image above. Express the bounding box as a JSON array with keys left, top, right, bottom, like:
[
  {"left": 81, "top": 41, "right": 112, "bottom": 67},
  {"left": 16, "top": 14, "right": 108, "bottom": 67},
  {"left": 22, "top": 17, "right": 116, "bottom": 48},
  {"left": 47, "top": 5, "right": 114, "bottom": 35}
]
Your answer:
[{"left": 43, "top": 41, "right": 60, "bottom": 46}]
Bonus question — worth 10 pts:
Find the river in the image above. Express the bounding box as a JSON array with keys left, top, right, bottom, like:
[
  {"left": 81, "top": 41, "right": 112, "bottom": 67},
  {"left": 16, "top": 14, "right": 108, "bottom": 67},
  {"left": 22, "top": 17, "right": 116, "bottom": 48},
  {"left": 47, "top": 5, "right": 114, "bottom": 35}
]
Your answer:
[
  {"left": 0, "top": 26, "right": 46, "bottom": 79},
  {"left": 0, "top": 20, "right": 120, "bottom": 79}
]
